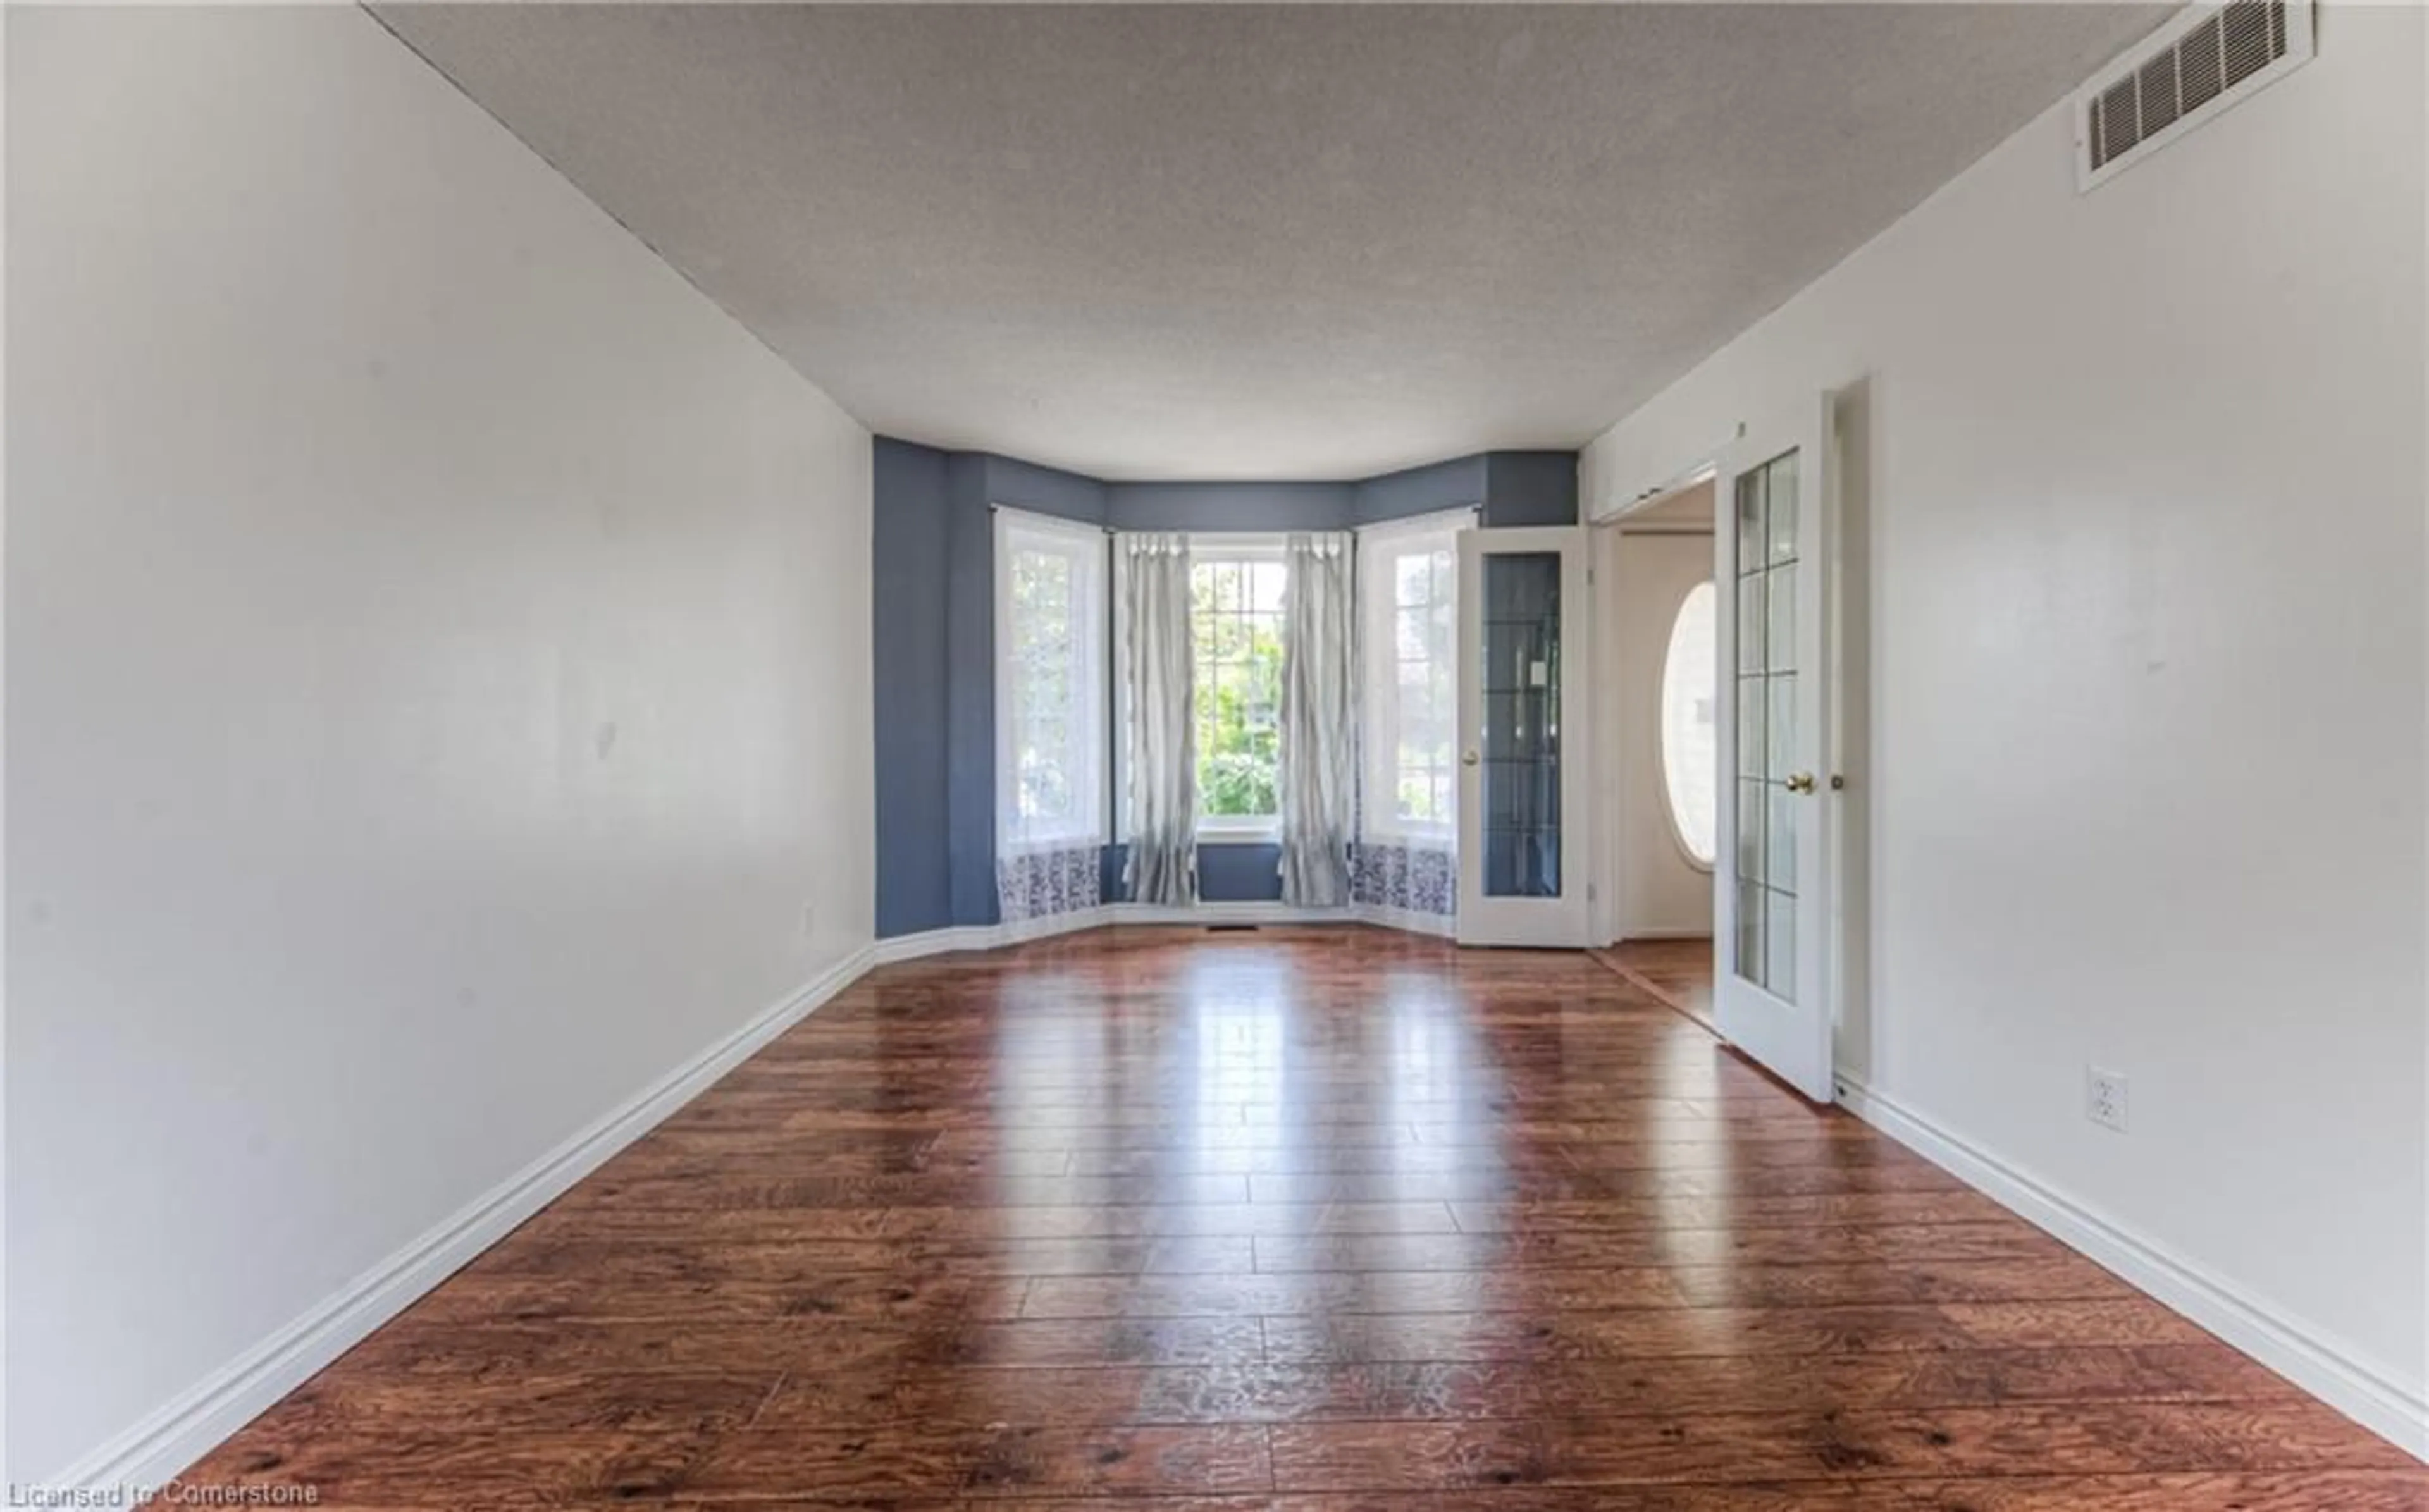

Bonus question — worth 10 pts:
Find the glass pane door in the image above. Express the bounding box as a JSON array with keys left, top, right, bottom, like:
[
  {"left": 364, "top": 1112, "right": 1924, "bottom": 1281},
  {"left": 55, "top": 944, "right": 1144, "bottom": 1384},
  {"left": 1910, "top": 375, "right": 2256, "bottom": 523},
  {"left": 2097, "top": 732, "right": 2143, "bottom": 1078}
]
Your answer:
[
  {"left": 1456, "top": 527, "right": 1592, "bottom": 949},
  {"left": 1710, "top": 391, "right": 1836, "bottom": 1105},
  {"left": 1731, "top": 451, "right": 1800, "bottom": 998},
  {"left": 1481, "top": 552, "right": 1561, "bottom": 899}
]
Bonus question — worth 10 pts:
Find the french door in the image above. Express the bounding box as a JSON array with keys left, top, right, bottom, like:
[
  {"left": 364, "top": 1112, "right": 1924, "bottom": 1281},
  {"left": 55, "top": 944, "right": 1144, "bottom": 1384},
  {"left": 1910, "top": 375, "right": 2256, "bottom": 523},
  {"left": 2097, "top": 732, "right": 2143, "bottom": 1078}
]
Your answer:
[
  {"left": 1713, "top": 398, "right": 1838, "bottom": 1102},
  {"left": 1456, "top": 527, "right": 1591, "bottom": 947}
]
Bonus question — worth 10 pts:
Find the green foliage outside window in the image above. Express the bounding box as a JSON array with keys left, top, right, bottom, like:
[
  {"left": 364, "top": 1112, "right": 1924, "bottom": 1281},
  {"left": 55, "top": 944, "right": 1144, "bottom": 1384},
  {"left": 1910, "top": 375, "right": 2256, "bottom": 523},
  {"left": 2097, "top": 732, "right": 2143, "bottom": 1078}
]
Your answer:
[{"left": 1191, "top": 560, "right": 1285, "bottom": 819}]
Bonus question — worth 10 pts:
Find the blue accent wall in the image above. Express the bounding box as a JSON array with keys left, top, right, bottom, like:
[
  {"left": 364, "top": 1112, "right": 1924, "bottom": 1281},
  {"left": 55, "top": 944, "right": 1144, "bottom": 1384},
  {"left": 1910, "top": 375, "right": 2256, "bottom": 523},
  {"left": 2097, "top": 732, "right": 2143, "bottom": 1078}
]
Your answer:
[
  {"left": 986, "top": 454, "right": 1109, "bottom": 526},
  {"left": 1107, "top": 481, "right": 1356, "bottom": 533},
  {"left": 872, "top": 438, "right": 954, "bottom": 938},
  {"left": 872, "top": 438, "right": 1578, "bottom": 937},
  {"left": 1343, "top": 449, "right": 1579, "bottom": 529},
  {"left": 1483, "top": 450, "right": 1581, "bottom": 527},
  {"left": 1355, "top": 455, "right": 1489, "bottom": 524},
  {"left": 942, "top": 453, "right": 998, "bottom": 928},
  {"left": 1196, "top": 842, "right": 1286, "bottom": 901},
  {"left": 1098, "top": 842, "right": 1285, "bottom": 904}
]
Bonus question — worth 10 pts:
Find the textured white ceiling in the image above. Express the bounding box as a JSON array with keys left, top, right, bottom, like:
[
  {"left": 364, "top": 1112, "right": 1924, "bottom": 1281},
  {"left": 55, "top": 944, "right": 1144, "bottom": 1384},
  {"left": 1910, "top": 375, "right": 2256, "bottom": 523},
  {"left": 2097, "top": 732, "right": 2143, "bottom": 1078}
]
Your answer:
[{"left": 374, "top": 3, "right": 2163, "bottom": 481}]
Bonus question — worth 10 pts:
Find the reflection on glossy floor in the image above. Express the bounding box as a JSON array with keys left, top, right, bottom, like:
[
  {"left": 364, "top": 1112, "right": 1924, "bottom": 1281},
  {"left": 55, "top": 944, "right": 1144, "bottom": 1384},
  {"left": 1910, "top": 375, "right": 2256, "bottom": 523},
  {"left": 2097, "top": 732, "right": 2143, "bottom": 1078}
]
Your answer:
[
  {"left": 187, "top": 928, "right": 2421, "bottom": 1508},
  {"left": 1593, "top": 937, "right": 1718, "bottom": 1031}
]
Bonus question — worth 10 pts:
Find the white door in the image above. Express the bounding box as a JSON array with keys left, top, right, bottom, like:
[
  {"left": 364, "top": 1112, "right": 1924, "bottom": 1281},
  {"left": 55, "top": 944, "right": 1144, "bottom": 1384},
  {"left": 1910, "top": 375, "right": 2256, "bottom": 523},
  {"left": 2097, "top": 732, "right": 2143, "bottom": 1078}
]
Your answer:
[
  {"left": 1714, "top": 398, "right": 1837, "bottom": 1102},
  {"left": 1456, "top": 527, "right": 1591, "bottom": 947}
]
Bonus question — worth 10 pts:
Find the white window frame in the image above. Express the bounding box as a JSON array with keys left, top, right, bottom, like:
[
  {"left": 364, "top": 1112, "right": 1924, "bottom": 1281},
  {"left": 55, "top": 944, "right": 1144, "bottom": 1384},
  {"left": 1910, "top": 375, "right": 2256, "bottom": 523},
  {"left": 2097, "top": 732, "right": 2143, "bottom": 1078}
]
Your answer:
[
  {"left": 1657, "top": 579, "right": 1720, "bottom": 872},
  {"left": 1356, "top": 507, "right": 1476, "bottom": 843},
  {"left": 1184, "top": 534, "right": 1289, "bottom": 840},
  {"left": 994, "top": 507, "right": 1109, "bottom": 853}
]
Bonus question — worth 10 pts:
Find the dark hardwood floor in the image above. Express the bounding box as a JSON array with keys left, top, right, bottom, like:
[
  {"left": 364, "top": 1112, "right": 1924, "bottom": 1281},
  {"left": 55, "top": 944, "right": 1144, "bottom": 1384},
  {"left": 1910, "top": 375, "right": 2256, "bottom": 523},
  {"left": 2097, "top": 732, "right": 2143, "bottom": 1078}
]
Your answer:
[
  {"left": 1592, "top": 937, "right": 1717, "bottom": 1032},
  {"left": 185, "top": 928, "right": 2423, "bottom": 1508}
]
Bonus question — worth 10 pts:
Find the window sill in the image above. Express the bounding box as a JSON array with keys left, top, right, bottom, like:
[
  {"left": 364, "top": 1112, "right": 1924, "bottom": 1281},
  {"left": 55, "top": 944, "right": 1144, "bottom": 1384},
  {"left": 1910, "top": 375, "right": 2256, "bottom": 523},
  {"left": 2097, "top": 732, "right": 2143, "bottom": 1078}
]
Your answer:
[{"left": 1195, "top": 824, "right": 1281, "bottom": 844}]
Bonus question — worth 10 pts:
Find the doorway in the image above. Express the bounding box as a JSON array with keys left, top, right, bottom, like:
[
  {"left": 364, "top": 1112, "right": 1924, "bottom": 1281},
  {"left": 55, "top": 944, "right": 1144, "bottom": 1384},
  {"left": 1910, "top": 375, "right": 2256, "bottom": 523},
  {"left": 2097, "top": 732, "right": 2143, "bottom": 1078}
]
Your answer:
[
  {"left": 1590, "top": 395, "right": 1850, "bottom": 1104},
  {"left": 1590, "top": 477, "right": 1721, "bottom": 1024}
]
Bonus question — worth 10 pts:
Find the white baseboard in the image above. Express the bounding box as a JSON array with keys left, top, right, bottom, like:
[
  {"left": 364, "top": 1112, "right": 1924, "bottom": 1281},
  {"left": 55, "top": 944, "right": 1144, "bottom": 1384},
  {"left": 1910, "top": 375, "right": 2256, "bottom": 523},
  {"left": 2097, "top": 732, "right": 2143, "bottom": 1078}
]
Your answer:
[
  {"left": 868, "top": 921, "right": 1034, "bottom": 963},
  {"left": 998, "top": 910, "right": 1109, "bottom": 944},
  {"left": 872, "top": 900, "right": 1462, "bottom": 963},
  {"left": 1106, "top": 900, "right": 1351, "bottom": 927},
  {"left": 56, "top": 945, "right": 877, "bottom": 1497},
  {"left": 870, "top": 909, "right": 1108, "bottom": 962},
  {"left": 1834, "top": 1071, "right": 2427, "bottom": 1461}
]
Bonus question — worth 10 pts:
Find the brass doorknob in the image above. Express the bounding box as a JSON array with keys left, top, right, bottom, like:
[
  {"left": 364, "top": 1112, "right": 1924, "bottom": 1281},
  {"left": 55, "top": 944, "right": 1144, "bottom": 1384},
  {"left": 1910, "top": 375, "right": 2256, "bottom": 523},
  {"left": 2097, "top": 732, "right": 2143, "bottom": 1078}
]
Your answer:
[{"left": 1784, "top": 772, "right": 1817, "bottom": 794}]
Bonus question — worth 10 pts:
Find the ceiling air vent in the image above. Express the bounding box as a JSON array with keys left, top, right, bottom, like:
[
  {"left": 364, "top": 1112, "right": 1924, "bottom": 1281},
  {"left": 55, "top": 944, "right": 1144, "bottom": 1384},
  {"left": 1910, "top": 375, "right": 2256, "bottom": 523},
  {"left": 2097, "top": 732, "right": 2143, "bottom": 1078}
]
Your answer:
[{"left": 2075, "top": 0, "right": 2313, "bottom": 191}]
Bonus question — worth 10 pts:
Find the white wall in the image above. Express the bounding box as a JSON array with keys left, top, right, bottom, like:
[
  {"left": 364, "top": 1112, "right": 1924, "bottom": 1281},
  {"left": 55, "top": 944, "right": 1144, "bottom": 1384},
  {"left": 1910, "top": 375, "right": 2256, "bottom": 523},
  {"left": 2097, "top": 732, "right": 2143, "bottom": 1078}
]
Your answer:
[
  {"left": 1583, "top": 3, "right": 2425, "bottom": 1446},
  {"left": 1600, "top": 518, "right": 1719, "bottom": 941},
  {"left": 8, "top": 6, "right": 875, "bottom": 1482}
]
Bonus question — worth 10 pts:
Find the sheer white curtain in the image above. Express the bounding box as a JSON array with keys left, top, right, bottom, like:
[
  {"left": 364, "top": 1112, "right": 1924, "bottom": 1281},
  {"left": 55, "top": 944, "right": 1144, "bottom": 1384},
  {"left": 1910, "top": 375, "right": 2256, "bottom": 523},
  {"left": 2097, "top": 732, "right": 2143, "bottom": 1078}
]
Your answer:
[
  {"left": 1278, "top": 531, "right": 1355, "bottom": 906},
  {"left": 994, "top": 508, "right": 1109, "bottom": 923},
  {"left": 1120, "top": 533, "right": 1197, "bottom": 905},
  {"left": 1349, "top": 507, "right": 1471, "bottom": 916}
]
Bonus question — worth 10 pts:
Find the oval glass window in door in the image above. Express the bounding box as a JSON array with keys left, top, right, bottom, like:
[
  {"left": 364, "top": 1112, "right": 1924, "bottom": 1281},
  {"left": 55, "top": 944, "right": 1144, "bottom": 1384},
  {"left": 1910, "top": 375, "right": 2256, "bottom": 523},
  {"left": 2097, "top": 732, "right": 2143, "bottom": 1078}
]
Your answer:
[{"left": 1658, "top": 581, "right": 1719, "bottom": 866}]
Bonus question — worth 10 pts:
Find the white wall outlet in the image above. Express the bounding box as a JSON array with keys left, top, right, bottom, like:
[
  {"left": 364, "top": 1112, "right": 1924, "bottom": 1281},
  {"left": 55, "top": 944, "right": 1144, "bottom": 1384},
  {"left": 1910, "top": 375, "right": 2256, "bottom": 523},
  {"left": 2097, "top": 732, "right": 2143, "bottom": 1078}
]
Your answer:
[
  {"left": 800, "top": 900, "right": 819, "bottom": 940},
  {"left": 2086, "top": 1066, "right": 2129, "bottom": 1133}
]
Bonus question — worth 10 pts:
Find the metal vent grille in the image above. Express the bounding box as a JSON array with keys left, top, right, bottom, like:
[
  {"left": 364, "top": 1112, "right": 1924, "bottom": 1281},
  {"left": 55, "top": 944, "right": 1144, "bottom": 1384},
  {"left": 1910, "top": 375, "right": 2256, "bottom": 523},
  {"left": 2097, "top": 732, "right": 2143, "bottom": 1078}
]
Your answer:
[
  {"left": 2135, "top": 50, "right": 2182, "bottom": 138},
  {"left": 2078, "top": 0, "right": 2311, "bottom": 188},
  {"left": 2179, "top": 17, "right": 2225, "bottom": 113}
]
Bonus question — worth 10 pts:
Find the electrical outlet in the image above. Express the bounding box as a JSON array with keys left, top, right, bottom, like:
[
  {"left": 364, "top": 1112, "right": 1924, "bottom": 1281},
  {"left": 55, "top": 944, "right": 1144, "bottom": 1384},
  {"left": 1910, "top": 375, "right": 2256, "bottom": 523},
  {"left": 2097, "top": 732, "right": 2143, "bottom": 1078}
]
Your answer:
[
  {"left": 2086, "top": 1066, "right": 2129, "bottom": 1133},
  {"left": 800, "top": 901, "right": 819, "bottom": 940}
]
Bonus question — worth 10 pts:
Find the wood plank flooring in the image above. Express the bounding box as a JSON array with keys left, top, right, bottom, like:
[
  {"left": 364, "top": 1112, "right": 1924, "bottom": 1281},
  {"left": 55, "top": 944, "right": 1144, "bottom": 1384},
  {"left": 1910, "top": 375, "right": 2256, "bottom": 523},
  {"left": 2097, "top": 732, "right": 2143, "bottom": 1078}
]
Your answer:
[
  {"left": 182, "top": 928, "right": 2423, "bottom": 1508},
  {"left": 1592, "top": 937, "right": 1716, "bottom": 1031}
]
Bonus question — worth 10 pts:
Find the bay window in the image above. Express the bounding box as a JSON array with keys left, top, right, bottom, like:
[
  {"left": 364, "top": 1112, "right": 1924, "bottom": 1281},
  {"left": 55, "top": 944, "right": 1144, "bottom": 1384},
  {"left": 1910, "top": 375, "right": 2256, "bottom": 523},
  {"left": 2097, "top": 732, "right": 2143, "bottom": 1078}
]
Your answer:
[
  {"left": 1357, "top": 510, "right": 1469, "bottom": 839},
  {"left": 1188, "top": 542, "right": 1288, "bottom": 832},
  {"left": 995, "top": 508, "right": 1108, "bottom": 851}
]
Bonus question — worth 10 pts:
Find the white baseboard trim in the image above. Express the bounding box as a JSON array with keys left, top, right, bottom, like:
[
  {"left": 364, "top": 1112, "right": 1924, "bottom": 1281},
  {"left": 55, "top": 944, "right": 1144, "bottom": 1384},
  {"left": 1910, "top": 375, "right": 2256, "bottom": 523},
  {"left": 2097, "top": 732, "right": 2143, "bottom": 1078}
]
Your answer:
[
  {"left": 1834, "top": 1071, "right": 2428, "bottom": 1461},
  {"left": 871, "top": 900, "right": 1464, "bottom": 963},
  {"left": 56, "top": 945, "right": 877, "bottom": 1497},
  {"left": 870, "top": 909, "right": 1108, "bottom": 962},
  {"left": 1106, "top": 900, "right": 1351, "bottom": 927},
  {"left": 1001, "top": 909, "right": 1107, "bottom": 940},
  {"left": 868, "top": 921, "right": 1039, "bottom": 963}
]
